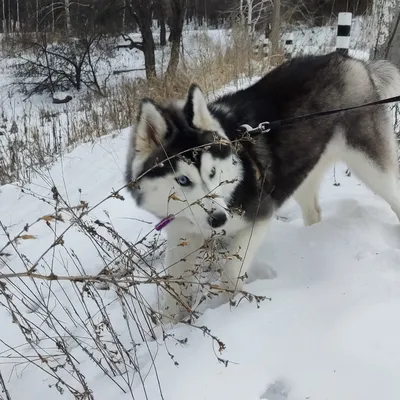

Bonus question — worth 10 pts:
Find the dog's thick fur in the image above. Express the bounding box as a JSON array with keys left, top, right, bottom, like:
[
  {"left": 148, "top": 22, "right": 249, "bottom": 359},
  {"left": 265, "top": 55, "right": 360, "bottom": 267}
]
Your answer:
[{"left": 126, "top": 52, "right": 400, "bottom": 320}]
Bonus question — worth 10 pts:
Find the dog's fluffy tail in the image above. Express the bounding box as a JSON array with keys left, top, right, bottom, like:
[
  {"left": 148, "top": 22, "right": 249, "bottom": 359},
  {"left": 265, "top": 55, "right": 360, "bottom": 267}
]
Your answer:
[{"left": 367, "top": 59, "right": 400, "bottom": 100}]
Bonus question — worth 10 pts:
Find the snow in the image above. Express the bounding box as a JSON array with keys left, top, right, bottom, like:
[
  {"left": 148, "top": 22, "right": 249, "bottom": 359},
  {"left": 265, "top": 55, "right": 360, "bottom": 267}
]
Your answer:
[
  {"left": 0, "top": 28, "right": 231, "bottom": 183},
  {"left": 282, "top": 16, "right": 376, "bottom": 56},
  {"left": 2, "top": 17, "right": 400, "bottom": 400},
  {"left": 2, "top": 129, "right": 400, "bottom": 400}
]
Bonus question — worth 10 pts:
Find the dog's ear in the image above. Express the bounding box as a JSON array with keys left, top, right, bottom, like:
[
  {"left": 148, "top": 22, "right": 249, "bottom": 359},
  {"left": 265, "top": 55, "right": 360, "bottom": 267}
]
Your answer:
[
  {"left": 184, "top": 84, "right": 215, "bottom": 131},
  {"left": 135, "top": 99, "right": 167, "bottom": 155}
]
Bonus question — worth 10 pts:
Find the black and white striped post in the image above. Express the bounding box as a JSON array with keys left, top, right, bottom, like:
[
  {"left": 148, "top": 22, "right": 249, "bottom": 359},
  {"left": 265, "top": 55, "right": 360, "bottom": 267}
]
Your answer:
[
  {"left": 285, "top": 33, "right": 293, "bottom": 47},
  {"left": 336, "top": 12, "right": 352, "bottom": 177},
  {"left": 284, "top": 32, "right": 294, "bottom": 57},
  {"left": 336, "top": 12, "right": 352, "bottom": 54},
  {"left": 337, "top": 12, "right": 353, "bottom": 177},
  {"left": 254, "top": 36, "right": 270, "bottom": 57}
]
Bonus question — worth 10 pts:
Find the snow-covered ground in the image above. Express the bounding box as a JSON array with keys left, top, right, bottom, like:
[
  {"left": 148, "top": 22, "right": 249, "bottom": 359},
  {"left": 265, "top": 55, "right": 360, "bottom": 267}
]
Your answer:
[
  {"left": 2, "top": 16, "right": 400, "bottom": 400},
  {"left": 2, "top": 122, "right": 400, "bottom": 400},
  {"left": 0, "top": 28, "right": 231, "bottom": 183},
  {"left": 282, "top": 15, "right": 376, "bottom": 56}
]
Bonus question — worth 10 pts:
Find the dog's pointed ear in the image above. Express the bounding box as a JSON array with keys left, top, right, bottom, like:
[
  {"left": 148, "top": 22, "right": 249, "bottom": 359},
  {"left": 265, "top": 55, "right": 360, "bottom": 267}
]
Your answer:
[
  {"left": 184, "top": 83, "right": 215, "bottom": 130},
  {"left": 134, "top": 99, "right": 167, "bottom": 155}
]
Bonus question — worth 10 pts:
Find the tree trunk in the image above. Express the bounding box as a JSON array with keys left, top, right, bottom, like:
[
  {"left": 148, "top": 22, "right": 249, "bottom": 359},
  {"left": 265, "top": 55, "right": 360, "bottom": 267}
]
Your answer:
[
  {"left": 75, "top": 66, "right": 81, "bottom": 90},
  {"left": 65, "top": 0, "right": 71, "bottom": 34},
  {"left": 166, "top": 37, "right": 181, "bottom": 77},
  {"left": 128, "top": 0, "right": 157, "bottom": 79},
  {"left": 372, "top": 0, "right": 399, "bottom": 58},
  {"left": 270, "top": 0, "right": 281, "bottom": 59},
  {"left": 142, "top": 24, "right": 156, "bottom": 79},
  {"left": 8, "top": 0, "right": 11, "bottom": 33},
  {"left": 51, "top": 1, "right": 55, "bottom": 33},
  {"left": 122, "top": 0, "right": 126, "bottom": 32},
  {"left": 240, "top": 0, "right": 245, "bottom": 26},
  {"left": 246, "top": 0, "right": 253, "bottom": 35},
  {"left": 375, "top": 3, "right": 400, "bottom": 65},
  {"left": 16, "top": 0, "right": 20, "bottom": 32},
  {"left": 36, "top": 0, "right": 39, "bottom": 33},
  {"left": 2, "top": 0, "right": 5, "bottom": 33},
  {"left": 160, "top": 1, "right": 167, "bottom": 46},
  {"left": 166, "top": 0, "right": 186, "bottom": 78}
]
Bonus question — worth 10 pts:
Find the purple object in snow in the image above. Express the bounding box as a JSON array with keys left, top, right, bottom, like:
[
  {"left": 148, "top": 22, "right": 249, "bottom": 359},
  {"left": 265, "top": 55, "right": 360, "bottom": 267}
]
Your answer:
[{"left": 155, "top": 215, "right": 175, "bottom": 231}]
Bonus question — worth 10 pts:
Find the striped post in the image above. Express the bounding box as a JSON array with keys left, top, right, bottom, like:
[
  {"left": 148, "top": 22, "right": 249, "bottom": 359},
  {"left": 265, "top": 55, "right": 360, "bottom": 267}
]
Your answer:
[
  {"left": 262, "top": 38, "right": 270, "bottom": 56},
  {"left": 285, "top": 32, "right": 293, "bottom": 47},
  {"left": 254, "top": 36, "right": 262, "bottom": 55},
  {"left": 284, "top": 32, "right": 294, "bottom": 56},
  {"left": 254, "top": 36, "right": 270, "bottom": 57},
  {"left": 336, "top": 12, "right": 352, "bottom": 54}
]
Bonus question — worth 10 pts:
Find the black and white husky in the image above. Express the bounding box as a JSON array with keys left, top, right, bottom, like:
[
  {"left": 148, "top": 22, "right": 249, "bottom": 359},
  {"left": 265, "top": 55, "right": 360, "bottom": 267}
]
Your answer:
[{"left": 126, "top": 52, "right": 400, "bottom": 320}]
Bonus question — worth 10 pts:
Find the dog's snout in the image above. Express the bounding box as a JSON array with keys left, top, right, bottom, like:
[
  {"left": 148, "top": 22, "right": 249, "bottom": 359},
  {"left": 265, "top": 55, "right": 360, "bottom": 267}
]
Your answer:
[{"left": 208, "top": 211, "right": 227, "bottom": 229}]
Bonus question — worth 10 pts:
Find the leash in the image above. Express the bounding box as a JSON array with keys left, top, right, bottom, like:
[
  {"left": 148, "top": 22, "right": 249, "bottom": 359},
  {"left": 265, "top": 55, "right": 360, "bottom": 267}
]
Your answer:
[
  {"left": 154, "top": 94, "right": 400, "bottom": 231},
  {"left": 239, "top": 94, "right": 400, "bottom": 135}
]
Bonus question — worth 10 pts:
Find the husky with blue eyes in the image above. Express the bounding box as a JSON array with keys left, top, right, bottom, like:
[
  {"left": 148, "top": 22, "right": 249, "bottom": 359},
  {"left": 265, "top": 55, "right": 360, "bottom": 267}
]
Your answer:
[{"left": 126, "top": 52, "right": 400, "bottom": 321}]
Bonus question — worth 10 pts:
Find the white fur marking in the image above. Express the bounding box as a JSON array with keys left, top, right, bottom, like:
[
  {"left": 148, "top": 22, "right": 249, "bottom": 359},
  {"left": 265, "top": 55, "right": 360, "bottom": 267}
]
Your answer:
[
  {"left": 190, "top": 87, "right": 228, "bottom": 138},
  {"left": 135, "top": 101, "right": 167, "bottom": 155}
]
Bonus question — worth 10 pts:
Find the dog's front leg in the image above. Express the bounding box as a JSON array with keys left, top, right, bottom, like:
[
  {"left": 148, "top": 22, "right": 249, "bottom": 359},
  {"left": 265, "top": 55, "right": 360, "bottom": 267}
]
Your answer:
[
  {"left": 221, "top": 220, "right": 269, "bottom": 298},
  {"left": 162, "top": 225, "right": 205, "bottom": 321}
]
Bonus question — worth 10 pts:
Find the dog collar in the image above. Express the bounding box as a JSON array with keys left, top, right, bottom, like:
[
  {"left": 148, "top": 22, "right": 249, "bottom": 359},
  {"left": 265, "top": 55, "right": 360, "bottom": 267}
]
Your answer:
[{"left": 155, "top": 215, "right": 175, "bottom": 231}]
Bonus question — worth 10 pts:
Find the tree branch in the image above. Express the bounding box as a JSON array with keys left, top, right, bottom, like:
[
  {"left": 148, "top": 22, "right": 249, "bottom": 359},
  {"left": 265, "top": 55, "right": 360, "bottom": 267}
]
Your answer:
[{"left": 117, "top": 32, "right": 143, "bottom": 51}]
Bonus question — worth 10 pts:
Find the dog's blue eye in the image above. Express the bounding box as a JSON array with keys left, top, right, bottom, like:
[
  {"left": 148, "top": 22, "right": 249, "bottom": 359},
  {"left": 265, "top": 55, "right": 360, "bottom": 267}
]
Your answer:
[{"left": 176, "top": 175, "right": 191, "bottom": 186}]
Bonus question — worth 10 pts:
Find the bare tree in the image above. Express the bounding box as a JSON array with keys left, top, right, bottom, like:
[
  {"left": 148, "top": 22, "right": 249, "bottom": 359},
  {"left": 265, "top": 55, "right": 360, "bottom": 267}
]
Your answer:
[
  {"left": 51, "top": 0, "right": 55, "bottom": 32},
  {"left": 65, "top": 0, "right": 71, "bottom": 33},
  {"left": 126, "top": 0, "right": 156, "bottom": 79},
  {"left": 36, "top": 0, "right": 39, "bottom": 33},
  {"left": 2, "top": 0, "right": 5, "bottom": 33},
  {"left": 122, "top": 0, "right": 126, "bottom": 32},
  {"left": 270, "top": 0, "right": 280, "bottom": 58},
  {"left": 159, "top": 0, "right": 167, "bottom": 46},
  {"left": 16, "top": 30, "right": 115, "bottom": 99},
  {"left": 16, "top": 0, "right": 20, "bottom": 31},
  {"left": 372, "top": 0, "right": 399, "bottom": 58},
  {"left": 165, "top": 0, "right": 186, "bottom": 77},
  {"left": 247, "top": 0, "right": 253, "bottom": 34},
  {"left": 228, "top": 0, "right": 272, "bottom": 36},
  {"left": 7, "top": 0, "right": 11, "bottom": 32}
]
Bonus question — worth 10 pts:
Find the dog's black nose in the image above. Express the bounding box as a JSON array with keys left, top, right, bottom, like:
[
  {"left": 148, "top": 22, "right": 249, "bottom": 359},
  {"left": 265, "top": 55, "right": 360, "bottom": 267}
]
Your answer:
[{"left": 208, "top": 212, "right": 227, "bottom": 228}]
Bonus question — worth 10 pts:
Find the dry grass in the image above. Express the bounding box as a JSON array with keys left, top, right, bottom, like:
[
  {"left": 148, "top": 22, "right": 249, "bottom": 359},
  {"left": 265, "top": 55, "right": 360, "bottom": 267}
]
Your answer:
[
  {"left": 0, "top": 26, "right": 275, "bottom": 185},
  {"left": 75, "top": 26, "right": 271, "bottom": 140}
]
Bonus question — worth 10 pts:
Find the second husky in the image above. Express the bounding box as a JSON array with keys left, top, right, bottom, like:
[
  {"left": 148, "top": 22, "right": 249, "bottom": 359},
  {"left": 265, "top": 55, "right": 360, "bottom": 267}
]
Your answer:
[{"left": 126, "top": 52, "right": 400, "bottom": 320}]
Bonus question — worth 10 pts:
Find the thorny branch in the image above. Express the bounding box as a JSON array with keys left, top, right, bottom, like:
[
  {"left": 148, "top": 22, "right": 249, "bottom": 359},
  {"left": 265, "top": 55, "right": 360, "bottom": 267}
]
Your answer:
[
  {"left": 0, "top": 369, "right": 11, "bottom": 400},
  {"left": 0, "top": 133, "right": 269, "bottom": 398}
]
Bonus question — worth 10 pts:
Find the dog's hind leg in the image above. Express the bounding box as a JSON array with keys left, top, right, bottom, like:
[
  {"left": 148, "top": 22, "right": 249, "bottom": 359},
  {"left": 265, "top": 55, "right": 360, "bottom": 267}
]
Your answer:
[
  {"left": 344, "top": 148, "right": 400, "bottom": 221},
  {"left": 294, "top": 141, "right": 338, "bottom": 226},
  {"left": 344, "top": 115, "right": 400, "bottom": 221}
]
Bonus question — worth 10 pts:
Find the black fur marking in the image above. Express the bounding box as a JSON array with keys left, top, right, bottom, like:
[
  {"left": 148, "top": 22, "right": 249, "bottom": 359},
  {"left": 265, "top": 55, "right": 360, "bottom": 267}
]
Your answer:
[
  {"left": 126, "top": 102, "right": 233, "bottom": 201},
  {"left": 127, "top": 52, "right": 390, "bottom": 223},
  {"left": 208, "top": 52, "right": 387, "bottom": 220}
]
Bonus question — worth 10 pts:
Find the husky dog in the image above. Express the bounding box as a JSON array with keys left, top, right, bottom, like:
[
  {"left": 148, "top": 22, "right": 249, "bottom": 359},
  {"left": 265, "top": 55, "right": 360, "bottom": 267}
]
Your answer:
[{"left": 126, "top": 52, "right": 400, "bottom": 321}]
